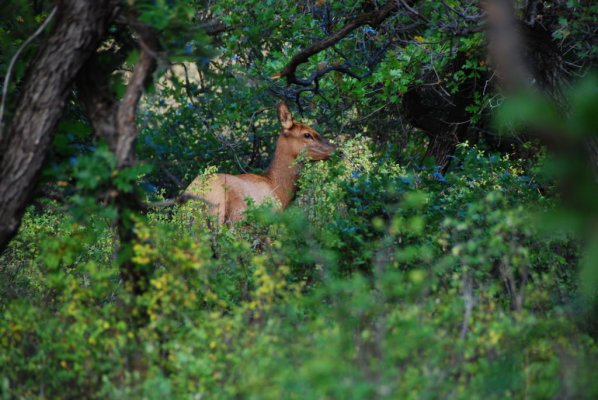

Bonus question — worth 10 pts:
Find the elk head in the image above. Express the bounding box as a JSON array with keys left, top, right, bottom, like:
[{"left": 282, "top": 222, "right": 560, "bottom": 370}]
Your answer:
[{"left": 277, "top": 102, "right": 336, "bottom": 160}]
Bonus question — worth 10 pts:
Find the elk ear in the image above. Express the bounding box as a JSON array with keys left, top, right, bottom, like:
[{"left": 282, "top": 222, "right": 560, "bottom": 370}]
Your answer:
[{"left": 277, "top": 102, "right": 294, "bottom": 130}]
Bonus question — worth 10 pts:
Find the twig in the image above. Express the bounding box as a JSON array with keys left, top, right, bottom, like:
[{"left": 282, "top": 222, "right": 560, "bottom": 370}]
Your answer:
[
  {"left": 146, "top": 192, "right": 212, "bottom": 208},
  {"left": 179, "top": 63, "right": 198, "bottom": 106},
  {"left": 0, "top": 6, "right": 57, "bottom": 141},
  {"left": 353, "top": 103, "right": 389, "bottom": 123},
  {"left": 429, "top": 53, "right": 453, "bottom": 99}
]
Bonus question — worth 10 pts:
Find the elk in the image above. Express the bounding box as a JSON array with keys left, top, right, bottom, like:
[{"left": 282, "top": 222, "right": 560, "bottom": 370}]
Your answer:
[{"left": 184, "top": 102, "right": 337, "bottom": 223}]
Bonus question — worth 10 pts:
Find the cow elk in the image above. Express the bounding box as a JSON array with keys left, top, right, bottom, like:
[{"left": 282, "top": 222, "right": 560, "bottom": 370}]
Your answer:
[{"left": 185, "top": 102, "right": 337, "bottom": 223}]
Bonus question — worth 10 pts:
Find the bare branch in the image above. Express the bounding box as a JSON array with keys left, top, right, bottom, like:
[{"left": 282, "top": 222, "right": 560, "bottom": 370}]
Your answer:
[{"left": 145, "top": 193, "right": 213, "bottom": 208}]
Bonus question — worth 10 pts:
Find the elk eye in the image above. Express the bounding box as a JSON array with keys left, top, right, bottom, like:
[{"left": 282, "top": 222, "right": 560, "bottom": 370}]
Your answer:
[{"left": 304, "top": 133, "right": 312, "bottom": 139}]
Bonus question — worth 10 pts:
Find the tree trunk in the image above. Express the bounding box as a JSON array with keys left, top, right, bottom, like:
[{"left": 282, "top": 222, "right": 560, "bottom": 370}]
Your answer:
[
  {"left": 402, "top": 54, "right": 478, "bottom": 171},
  {"left": 0, "top": 0, "right": 117, "bottom": 252},
  {"left": 423, "top": 125, "right": 460, "bottom": 171},
  {"left": 77, "top": 30, "right": 158, "bottom": 297}
]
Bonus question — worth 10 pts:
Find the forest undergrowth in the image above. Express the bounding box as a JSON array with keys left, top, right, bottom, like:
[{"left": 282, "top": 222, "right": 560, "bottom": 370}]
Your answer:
[{"left": 1, "top": 138, "right": 597, "bottom": 399}]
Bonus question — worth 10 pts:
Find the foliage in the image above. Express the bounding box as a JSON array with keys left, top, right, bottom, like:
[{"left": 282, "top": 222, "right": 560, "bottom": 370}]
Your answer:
[
  {"left": 2, "top": 137, "right": 597, "bottom": 398},
  {"left": 1, "top": 0, "right": 597, "bottom": 398}
]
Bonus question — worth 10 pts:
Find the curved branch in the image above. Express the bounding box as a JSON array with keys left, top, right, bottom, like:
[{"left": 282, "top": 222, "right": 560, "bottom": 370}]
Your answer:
[
  {"left": 278, "top": 1, "right": 406, "bottom": 85},
  {"left": 0, "top": 6, "right": 57, "bottom": 141},
  {"left": 115, "top": 44, "right": 157, "bottom": 168}
]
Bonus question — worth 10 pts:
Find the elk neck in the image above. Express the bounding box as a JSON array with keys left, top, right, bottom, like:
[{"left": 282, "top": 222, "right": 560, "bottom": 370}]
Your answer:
[{"left": 264, "top": 136, "right": 300, "bottom": 209}]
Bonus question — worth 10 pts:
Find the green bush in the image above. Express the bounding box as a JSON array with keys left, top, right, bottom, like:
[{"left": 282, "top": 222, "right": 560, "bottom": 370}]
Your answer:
[{"left": 1, "top": 139, "right": 596, "bottom": 399}]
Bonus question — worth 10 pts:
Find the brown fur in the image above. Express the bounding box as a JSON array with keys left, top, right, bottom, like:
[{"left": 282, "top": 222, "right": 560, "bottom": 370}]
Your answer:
[{"left": 185, "top": 102, "right": 336, "bottom": 224}]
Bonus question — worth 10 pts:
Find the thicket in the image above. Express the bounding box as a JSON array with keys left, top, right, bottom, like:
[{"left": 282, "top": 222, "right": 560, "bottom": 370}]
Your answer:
[
  {"left": 1, "top": 139, "right": 596, "bottom": 398},
  {"left": 1, "top": 0, "right": 597, "bottom": 398}
]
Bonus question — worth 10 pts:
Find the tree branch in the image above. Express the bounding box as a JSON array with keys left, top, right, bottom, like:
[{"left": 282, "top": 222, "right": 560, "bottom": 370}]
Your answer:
[
  {"left": 278, "top": 1, "right": 406, "bottom": 85},
  {"left": 202, "top": 19, "right": 229, "bottom": 36},
  {"left": 145, "top": 193, "right": 212, "bottom": 208},
  {"left": 115, "top": 46, "right": 156, "bottom": 168}
]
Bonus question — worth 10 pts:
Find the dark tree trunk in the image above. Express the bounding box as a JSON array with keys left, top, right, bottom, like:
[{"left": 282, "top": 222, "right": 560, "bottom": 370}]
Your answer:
[
  {"left": 114, "top": 47, "right": 157, "bottom": 297},
  {"left": 423, "top": 125, "right": 461, "bottom": 170},
  {"left": 75, "top": 25, "right": 160, "bottom": 372},
  {"left": 403, "top": 1, "right": 569, "bottom": 172},
  {"left": 77, "top": 29, "right": 158, "bottom": 298},
  {"left": 402, "top": 54, "right": 478, "bottom": 171},
  {"left": 0, "top": 0, "right": 117, "bottom": 252}
]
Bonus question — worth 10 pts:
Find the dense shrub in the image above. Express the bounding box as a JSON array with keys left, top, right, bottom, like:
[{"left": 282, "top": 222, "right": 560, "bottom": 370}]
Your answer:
[{"left": 1, "top": 139, "right": 596, "bottom": 399}]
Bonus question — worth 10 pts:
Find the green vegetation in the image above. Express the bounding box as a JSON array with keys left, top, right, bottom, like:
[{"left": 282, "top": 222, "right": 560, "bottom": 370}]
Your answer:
[
  {"left": 1, "top": 0, "right": 597, "bottom": 398},
  {"left": 2, "top": 139, "right": 597, "bottom": 398}
]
